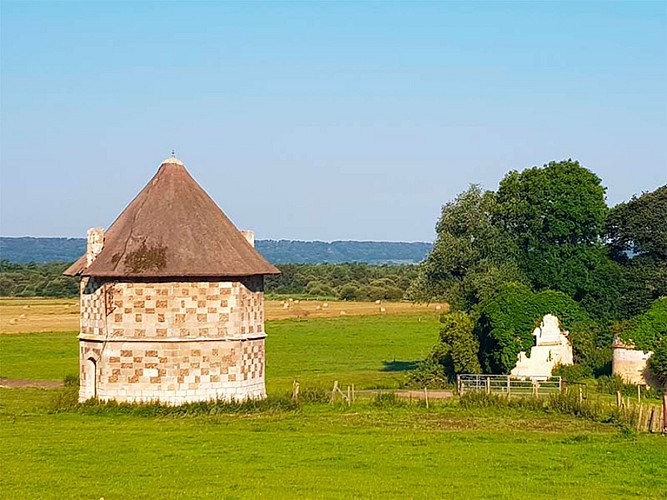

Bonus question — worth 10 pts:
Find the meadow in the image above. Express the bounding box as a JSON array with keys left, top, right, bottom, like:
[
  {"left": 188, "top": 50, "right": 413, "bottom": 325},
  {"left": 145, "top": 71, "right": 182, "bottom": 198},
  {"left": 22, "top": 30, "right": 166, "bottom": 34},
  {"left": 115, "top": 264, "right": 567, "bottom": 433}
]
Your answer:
[{"left": 1, "top": 301, "right": 666, "bottom": 499}]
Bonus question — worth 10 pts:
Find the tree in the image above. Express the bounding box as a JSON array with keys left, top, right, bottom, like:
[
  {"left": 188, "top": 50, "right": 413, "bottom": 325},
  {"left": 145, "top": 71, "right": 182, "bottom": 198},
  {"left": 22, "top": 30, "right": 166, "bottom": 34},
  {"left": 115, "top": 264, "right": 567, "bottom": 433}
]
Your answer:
[
  {"left": 410, "top": 185, "right": 525, "bottom": 310},
  {"left": 431, "top": 312, "right": 481, "bottom": 381},
  {"left": 494, "top": 160, "right": 623, "bottom": 322},
  {"left": 608, "top": 185, "right": 667, "bottom": 317},
  {"left": 495, "top": 160, "right": 608, "bottom": 248}
]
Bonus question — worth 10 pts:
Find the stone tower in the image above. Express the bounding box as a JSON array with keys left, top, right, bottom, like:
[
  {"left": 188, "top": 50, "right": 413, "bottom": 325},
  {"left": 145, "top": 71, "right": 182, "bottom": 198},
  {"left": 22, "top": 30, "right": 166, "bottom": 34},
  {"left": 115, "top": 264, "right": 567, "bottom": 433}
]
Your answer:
[{"left": 64, "top": 156, "right": 279, "bottom": 404}]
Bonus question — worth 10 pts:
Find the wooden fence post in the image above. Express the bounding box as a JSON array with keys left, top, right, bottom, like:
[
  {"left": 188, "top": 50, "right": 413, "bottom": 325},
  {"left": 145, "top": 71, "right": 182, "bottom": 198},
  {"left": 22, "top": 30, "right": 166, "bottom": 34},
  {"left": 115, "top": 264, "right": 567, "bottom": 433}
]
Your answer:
[
  {"left": 292, "top": 380, "right": 300, "bottom": 402},
  {"left": 616, "top": 391, "right": 622, "bottom": 408},
  {"left": 330, "top": 381, "right": 339, "bottom": 405},
  {"left": 424, "top": 386, "right": 429, "bottom": 409},
  {"left": 663, "top": 394, "right": 667, "bottom": 434},
  {"left": 485, "top": 377, "right": 490, "bottom": 395}
]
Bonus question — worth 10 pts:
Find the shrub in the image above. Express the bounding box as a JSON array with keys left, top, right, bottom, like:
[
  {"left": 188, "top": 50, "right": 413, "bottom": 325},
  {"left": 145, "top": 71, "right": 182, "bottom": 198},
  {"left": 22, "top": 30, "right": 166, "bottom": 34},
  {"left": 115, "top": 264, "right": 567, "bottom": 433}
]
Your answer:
[
  {"left": 649, "top": 338, "right": 667, "bottom": 386},
  {"left": 552, "top": 363, "right": 592, "bottom": 383},
  {"left": 434, "top": 312, "right": 481, "bottom": 380},
  {"left": 618, "top": 297, "right": 667, "bottom": 385},
  {"left": 405, "top": 357, "right": 447, "bottom": 388}
]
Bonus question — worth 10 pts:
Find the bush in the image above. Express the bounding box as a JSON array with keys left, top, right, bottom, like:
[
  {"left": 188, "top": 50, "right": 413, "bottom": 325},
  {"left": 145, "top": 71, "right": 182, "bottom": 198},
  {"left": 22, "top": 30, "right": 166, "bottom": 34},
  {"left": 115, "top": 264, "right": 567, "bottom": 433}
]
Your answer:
[
  {"left": 552, "top": 363, "right": 592, "bottom": 383},
  {"left": 618, "top": 297, "right": 667, "bottom": 385},
  {"left": 434, "top": 312, "right": 481, "bottom": 381},
  {"left": 405, "top": 357, "right": 447, "bottom": 388},
  {"left": 649, "top": 338, "right": 667, "bottom": 386}
]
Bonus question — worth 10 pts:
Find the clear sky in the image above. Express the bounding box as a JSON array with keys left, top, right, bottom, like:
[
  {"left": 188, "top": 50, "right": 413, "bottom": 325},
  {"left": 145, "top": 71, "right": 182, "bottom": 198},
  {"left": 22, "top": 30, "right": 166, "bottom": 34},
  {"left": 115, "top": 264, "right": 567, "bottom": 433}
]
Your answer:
[{"left": 1, "top": 1, "right": 665, "bottom": 242}]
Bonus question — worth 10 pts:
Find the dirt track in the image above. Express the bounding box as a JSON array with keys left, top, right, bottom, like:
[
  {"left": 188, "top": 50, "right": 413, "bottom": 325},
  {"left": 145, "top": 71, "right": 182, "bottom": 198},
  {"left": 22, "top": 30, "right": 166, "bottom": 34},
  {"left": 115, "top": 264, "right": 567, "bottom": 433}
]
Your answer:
[{"left": 0, "top": 377, "right": 64, "bottom": 388}]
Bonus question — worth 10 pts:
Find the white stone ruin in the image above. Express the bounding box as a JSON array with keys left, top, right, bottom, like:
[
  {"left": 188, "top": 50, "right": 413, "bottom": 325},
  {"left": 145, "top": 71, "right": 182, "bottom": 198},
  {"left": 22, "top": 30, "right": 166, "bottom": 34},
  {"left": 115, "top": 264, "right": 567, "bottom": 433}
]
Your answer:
[{"left": 510, "top": 314, "right": 573, "bottom": 380}]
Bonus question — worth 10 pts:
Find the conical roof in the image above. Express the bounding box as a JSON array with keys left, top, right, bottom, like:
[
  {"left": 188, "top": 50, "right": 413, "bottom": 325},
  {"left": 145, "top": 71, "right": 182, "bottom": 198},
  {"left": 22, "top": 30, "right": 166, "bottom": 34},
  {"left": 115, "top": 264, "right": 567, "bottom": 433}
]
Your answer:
[{"left": 64, "top": 157, "right": 280, "bottom": 278}]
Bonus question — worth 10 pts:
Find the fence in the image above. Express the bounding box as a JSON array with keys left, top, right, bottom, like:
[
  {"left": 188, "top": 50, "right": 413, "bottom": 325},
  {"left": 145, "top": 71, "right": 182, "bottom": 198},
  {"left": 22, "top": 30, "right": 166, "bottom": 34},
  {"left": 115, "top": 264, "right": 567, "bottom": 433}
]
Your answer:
[{"left": 457, "top": 374, "right": 562, "bottom": 398}]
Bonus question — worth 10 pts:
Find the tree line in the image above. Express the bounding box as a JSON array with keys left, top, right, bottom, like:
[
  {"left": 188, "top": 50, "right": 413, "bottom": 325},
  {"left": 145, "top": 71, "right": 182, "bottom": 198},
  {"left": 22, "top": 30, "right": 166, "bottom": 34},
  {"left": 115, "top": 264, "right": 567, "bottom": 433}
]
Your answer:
[
  {"left": 408, "top": 160, "right": 666, "bottom": 384},
  {"left": 0, "top": 261, "right": 418, "bottom": 301}
]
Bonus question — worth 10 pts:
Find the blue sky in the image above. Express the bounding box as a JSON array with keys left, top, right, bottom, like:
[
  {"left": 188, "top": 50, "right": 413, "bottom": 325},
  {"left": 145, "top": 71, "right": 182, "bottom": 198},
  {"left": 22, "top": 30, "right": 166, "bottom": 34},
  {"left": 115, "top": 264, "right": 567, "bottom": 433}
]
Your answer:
[{"left": 1, "top": 1, "right": 665, "bottom": 241}]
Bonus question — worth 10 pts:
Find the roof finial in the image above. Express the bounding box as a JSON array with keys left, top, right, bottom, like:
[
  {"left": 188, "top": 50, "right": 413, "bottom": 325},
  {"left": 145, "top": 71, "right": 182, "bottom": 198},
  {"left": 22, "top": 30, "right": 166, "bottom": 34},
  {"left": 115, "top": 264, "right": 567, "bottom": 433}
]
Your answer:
[{"left": 162, "top": 150, "right": 184, "bottom": 166}]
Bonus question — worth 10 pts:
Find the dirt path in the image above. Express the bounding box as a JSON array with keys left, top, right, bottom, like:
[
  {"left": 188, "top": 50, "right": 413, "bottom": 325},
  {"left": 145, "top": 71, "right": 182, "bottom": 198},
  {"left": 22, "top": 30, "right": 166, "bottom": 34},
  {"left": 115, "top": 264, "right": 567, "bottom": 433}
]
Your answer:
[{"left": 0, "top": 377, "right": 63, "bottom": 389}]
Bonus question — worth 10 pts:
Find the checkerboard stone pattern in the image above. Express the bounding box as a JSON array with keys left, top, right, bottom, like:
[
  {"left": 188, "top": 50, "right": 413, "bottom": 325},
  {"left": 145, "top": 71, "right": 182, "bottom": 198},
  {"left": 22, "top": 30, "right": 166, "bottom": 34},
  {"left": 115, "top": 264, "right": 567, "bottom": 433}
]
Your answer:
[{"left": 78, "top": 276, "right": 267, "bottom": 404}]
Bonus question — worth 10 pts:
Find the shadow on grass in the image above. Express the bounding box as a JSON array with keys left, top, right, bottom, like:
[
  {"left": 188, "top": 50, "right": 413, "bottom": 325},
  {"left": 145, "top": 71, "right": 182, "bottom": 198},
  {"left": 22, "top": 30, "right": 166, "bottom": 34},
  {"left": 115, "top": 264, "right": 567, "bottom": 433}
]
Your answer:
[{"left": 382, "top": 360, "right": 419, "bottom": 372}]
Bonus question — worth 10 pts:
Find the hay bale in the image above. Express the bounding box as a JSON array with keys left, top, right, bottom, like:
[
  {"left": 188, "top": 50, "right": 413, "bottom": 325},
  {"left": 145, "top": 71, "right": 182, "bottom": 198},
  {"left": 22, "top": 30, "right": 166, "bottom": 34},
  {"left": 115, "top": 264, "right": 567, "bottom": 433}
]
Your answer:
[
  {"left": 23, "top": 305, "right": 30, "bottom": 309},
  {"left": 339, "top": 310, "right": 347, "bottom": 316},
  {"left": 316, "top": 305, "right": 321, "bottom": 310},
  {"left": 322, "top": 303, "right": 329, "bottom": 308},
  {"left": 9, "top": 318, "right": 18, "bottom": 325},
  {"left": 19, "top": 314, "right": 27, "bottom": 319},
  {"left": 435, "top": 305, "right": 442, "bottom": 310},
  {"left": 375, "top": 300, "right": 381, "bottom": 304},
  {"left": 380, "top": 307, "right": 386, "bottom": 313}
]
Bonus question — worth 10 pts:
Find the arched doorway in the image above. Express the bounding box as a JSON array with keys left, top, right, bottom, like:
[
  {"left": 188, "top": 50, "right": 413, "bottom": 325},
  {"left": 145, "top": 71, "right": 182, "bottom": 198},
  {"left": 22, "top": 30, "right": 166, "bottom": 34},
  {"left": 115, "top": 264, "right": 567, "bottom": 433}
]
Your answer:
[{"left": 84, "top": 358, "right": 97, "bottom": 399}]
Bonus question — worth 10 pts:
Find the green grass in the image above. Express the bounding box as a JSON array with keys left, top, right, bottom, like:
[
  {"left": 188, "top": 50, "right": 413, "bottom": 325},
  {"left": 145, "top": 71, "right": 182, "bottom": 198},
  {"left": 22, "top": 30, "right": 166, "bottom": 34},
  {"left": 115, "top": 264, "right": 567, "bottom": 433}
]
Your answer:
[
  {"left": 266, "top": 314, "right": 439, "bottom": 393},
  {"left": 0, "top": 331, "right": 78, "bottom": 381},
  {"left": 1, "top": 391, "right": 666, "bottom": 499},
  {"left": 1, "top": 314, "right": 666, "bottom": 499},
  {"left": 0, "top": 314, "right": 441, "bottom": 392}
]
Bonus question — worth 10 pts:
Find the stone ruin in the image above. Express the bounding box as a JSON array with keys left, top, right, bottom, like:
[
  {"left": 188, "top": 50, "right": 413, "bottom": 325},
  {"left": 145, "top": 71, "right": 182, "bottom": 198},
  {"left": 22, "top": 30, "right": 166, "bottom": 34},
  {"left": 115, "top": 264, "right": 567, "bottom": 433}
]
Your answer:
[
  {"left": 511, "top": 314, "right": 574, "bottom": 379},
  {"left": 612, "top": 338, "right": 653, "bottom": 386}
]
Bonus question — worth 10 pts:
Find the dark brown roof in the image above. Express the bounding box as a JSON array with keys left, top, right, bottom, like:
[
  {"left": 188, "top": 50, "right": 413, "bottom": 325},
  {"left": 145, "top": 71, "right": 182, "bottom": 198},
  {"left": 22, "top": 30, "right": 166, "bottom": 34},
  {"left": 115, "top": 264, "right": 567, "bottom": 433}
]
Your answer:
[{"left": 64, "top": 158, "right": 280, "bottom": 278}]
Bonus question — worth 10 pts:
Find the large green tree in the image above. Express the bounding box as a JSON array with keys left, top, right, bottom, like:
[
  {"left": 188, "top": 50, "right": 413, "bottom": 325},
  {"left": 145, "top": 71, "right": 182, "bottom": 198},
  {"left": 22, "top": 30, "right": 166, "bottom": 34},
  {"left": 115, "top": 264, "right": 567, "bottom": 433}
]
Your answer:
[
  {"left": 494, "top": 160, "right": 624, "bottom": 322},
  {"left": 410, "top": 185, "right": 525, "bottom": 310},
  {"left": 607, "top": 185, "right": 667, "bottom": 317}
]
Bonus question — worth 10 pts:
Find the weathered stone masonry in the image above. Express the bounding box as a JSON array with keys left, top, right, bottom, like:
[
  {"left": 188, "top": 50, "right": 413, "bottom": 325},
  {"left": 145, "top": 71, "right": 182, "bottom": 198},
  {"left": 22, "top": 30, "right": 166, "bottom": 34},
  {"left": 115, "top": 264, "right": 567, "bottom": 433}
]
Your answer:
[{"left": 78, "top": 278, "right": 266, "bottom": 403}]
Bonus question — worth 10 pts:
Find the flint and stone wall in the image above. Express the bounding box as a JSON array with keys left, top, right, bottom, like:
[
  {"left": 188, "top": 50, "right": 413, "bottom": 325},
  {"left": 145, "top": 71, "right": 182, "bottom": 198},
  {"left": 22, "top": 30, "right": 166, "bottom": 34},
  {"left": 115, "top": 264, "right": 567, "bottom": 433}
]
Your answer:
[{"left": 78, "top": 277, "right": 266, "bottom": 404}]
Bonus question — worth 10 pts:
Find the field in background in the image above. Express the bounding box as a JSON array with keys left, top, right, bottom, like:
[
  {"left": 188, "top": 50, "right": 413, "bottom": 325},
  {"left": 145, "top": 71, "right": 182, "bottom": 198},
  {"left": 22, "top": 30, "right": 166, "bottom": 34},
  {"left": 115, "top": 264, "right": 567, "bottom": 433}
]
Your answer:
[
  {"left": 0, "top": 314, "right": 441, "bottom": 394},
  {"left": 0, "top": 297, "right": 447, "bottom": 334}
]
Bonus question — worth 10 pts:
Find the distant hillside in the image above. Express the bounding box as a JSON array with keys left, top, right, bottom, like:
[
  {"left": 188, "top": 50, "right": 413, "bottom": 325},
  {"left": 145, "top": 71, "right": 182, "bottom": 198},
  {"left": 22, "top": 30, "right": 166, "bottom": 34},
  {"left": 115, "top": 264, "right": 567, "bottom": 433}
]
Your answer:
[{"left": 0, "top": 237, "right": 431, "bottom": 265}]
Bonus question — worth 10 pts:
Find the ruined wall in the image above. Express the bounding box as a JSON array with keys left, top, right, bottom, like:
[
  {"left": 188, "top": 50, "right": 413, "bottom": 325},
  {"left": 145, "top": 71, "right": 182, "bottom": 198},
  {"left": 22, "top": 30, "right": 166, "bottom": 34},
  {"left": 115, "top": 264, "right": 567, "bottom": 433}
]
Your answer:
[
  {"left": 78, "top": 276, "right": 266, "bottom": 403},
  {"left": 612, "top": 342, "right": 653, "bottom": 386}
]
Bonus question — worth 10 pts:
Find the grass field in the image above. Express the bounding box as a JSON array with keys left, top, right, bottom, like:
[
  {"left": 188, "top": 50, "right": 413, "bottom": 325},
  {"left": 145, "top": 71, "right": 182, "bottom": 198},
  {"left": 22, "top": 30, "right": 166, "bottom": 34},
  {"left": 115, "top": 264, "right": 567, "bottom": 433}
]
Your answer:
[
  {"left": 0, "top": 313, "right": 441, "bottom": 394},
  {"left": 0, "top": 297, "right": 447, "bottom": 333},
  {"left": 1, "top": 304, "right": 666, "bottom": 499}
]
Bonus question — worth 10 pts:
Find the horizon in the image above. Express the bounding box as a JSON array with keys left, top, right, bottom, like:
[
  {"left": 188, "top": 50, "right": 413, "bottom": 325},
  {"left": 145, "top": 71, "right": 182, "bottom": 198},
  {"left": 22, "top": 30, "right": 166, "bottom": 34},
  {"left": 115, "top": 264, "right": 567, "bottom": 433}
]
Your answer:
[
  {"left": 1, "top": 1, "right": 665, "bottom": 241},
  {"left": 0, "top": 235, "right": 434, "bottom": 244}
]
